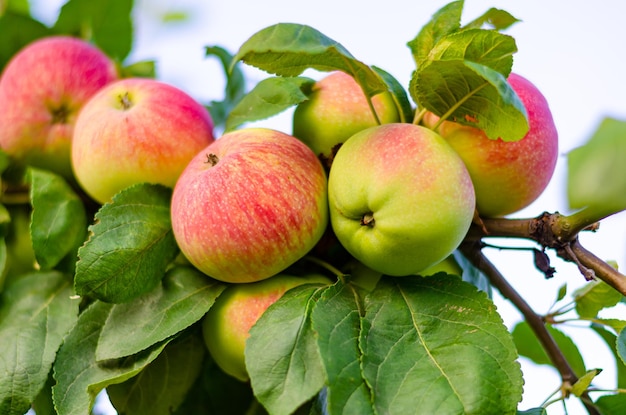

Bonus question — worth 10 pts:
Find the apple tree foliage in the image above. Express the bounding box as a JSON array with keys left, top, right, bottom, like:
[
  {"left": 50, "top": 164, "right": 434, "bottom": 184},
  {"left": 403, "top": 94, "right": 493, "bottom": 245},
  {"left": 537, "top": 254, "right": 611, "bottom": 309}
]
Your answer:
[{"left": 0, "top": 1, "right": 625, "bottom": 414}]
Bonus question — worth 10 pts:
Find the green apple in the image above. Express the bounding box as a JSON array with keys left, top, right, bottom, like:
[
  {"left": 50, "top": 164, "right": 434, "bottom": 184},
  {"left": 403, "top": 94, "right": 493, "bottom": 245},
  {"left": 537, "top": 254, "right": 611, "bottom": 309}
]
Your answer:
[
  {"left": 71, "top": 77, "right": 215, "bottom": 204},
  {"left": 171, "top": 128, "right": 329, "bottom": 283},
  {"left": 422, "top": 73, "right": 558, "bottom": 217},
  {"left": 292, "top": 71, "right": 400, "bottom": 164},
  {"left": 328, "top": 123, "right": 475, "bottom": 276},
  {"left": 201, "top": 273, "right": 332, "bottom": 381},
  {"left": 0, "top": 36, "right": 118, "bottom": 179}
]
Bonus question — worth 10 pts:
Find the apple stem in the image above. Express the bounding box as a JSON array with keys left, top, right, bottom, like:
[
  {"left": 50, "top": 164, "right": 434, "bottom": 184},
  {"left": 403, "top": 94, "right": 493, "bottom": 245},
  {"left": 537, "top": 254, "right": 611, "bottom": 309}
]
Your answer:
[
  {"left": 204, "top": 153, "right": 219, "bottom": 166},
  {"left": 118, "top": 92, "right": 133, "bottom": 110},
  {"left": 360, "top": 212, "right": 375, "bottom": 227}
]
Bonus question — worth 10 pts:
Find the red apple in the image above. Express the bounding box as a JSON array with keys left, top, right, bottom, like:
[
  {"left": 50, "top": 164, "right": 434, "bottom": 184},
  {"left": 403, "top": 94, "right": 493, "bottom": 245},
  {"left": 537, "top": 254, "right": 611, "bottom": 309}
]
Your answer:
[
  {"left": 170, "top": 128, "right": 329, "bottom": 283},
  {"left": 0, "top": 36, "right": 118, "bottom": 179},
  {"left": 292, "top": 71, "right": 400, "bottom": 164},
  {"left": 328, "top": 123, "right": 475, "bottom": 276},
  {"left": 201, "top": 273, "right": 332, "bottom": 381},
  {"left": 422, "top": 73, "right": 558, "bottom": 217},
  {"left": 71, "top": 78, "right": 215, "bottom": 203}
]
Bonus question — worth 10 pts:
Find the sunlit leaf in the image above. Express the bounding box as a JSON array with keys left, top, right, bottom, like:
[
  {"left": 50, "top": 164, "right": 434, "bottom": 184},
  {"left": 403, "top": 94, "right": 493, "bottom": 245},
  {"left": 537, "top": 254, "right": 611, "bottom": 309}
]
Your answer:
[
  {"left": 568, "top": 117, "right": 626, "bottom": 215},
  {"left": 570, "top": 368, "right": 601, "bottom": 397},
  {"left": 0, "top": 272, "right": 78, "bottom": 415},
  {"left": 96, "top": 266, "right": 225, "bottom": 360},
  {"left": 225, "top": 76, "right": 314, "bottom": 132},
  {"left": 573, "top": 279, "right": 623, "bottom": 318},
  {"left": 74, "top": 183, "right": 179, "bottom": 303},
  {"left": 464, "top": 7, "right": 521, "bottom": 31}
]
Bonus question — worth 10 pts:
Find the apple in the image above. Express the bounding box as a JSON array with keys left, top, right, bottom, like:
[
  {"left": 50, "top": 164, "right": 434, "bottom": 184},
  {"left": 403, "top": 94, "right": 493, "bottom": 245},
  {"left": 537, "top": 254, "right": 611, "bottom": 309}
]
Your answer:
[
  {"left": 0, "top": 36, "right": 118, "bottom": 179},
  {"left": 292, "top": 71, "right": 400, "bottom": 164},
  {"left": 71, "top": 77, "right": 215, "bottom": 203},
  {"left": 328, "top": 123, "right": 475, "bottom": 276},
  {"left": 422, "top": 72, "right": 558, "bottom": 217},
  {"left": 170, "top": 128, "right": 329, "bottom": 283},
  {"left": 201, "top": 272, "right": 331, "bottom": 382}
]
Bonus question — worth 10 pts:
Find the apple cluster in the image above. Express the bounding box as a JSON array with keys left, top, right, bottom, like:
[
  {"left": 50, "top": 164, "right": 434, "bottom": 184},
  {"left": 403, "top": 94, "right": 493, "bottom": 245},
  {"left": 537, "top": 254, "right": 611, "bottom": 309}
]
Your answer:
[{"left": 0, "top": 35, "right": 558, "bottom": 383}]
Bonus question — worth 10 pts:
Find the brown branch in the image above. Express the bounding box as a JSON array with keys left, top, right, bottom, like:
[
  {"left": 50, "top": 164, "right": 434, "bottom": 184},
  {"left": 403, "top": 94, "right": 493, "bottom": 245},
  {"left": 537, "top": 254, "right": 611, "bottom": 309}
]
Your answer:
[{"left": 459, "top": 241, "right": 601, "bottom": 415}]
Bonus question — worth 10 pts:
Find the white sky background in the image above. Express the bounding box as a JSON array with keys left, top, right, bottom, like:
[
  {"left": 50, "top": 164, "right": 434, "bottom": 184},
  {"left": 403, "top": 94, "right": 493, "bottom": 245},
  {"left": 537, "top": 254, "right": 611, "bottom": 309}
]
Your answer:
[{"left": 31, "top": 1, "right": 626, "bottom": 414}]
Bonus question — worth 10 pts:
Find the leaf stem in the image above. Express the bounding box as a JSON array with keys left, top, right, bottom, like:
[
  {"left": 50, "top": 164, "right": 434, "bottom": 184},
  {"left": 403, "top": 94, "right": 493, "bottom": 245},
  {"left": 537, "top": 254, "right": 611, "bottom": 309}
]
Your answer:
[
  {"left": 303, "top": 255, "right": 347, "bottom": 281},
  {"left": 458, "top": 241, "right": 601, "bottom": 415}
]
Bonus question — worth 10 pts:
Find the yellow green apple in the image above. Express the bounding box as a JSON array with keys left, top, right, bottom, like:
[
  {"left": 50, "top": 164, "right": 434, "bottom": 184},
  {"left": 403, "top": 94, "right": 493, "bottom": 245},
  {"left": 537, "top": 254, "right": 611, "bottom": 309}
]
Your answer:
[
  {"left": 170, "top": 128, "right": 329, "bottom": 283},
  {"left": 71, "top": 78, "right": 215, "bottom": 203},
  {"left": 292, "top": 71, "right": 400, "bottom": 164},
  {"left": 422, "top": 73, "right": 558, "bottom": 217},
  {"left": 0, "top": 36, "right": 118, "bottom": 179},
  {"left": 328, "top": 123, "right": 475, "bottom": 276},
  {"left": 201, "top": 273, "right": 332, "bottom": 381}
]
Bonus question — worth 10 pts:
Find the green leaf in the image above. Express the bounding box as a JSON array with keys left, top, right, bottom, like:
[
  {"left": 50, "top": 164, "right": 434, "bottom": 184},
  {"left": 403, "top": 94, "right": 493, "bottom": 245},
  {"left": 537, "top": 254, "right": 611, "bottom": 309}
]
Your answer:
[
  {"left": 568, "top": 117, "right": 626, "bottom": 215},
  {"left": 463, "top": 8, "right": 521, "bottom": 31},
  {"left": 225, "top": 76, "right": 315, "bottom": 132},
  {"left": 596, "top": 319, "right": 626, "bottom": 335},
  {"left": 29, "top": 168, "right": 87, "bottom": 270},
  {"left": 53, "top": 0, "right": 134, "bottom": 61},
  {"left": 590, "top": 324, "right": 626, "bottom": 388},
  {"left": 0, "top": 10, "right": 52, "bottom": 70},
  {"left": 0, "top": 272, "right": 78, "bottom": 415},
  {"left": 411, "top": 59, "right": 528, "bottom": 141},
  {"left": 311, "top": 281, "right": 374, "bottom": 415},
  {"left": 361, "top": 275, "right": 522, "bottom": 414},
  {"left": 571, "top": 368, "right": 602, "bottom": 397},
  {"left": 573, "top": 279, "right": 623, "bottom": 318},
  {"left": 619, "top": 328, "right": 626, "bottom": 366},
  {"left": 516, "top": 409, "right": 547, "bottom": 415},
  {"left": 427, "top": 29, "right": 516, "bottom": 75},
  {"left": 512, "top": 321, "right": 587, "bottom": 377},
  {"left": 407, "top": 0, "right": 464, "bottom": 66},
  {"left": 205, "top": 45, "right": 247, "bottom": 130},
  {"left": 74, "top": 183, "right": 179, "bottom": 303},
  {"left": 247, "top": 284, "right": 327, "bottom": 415},
  {"left": 556, "top": 283, "right": 568, "bottom": 303},
  {"left": 372, "top": 66, "right": 414, "bottom": 123},
  {"left": 595, "top": 394, "right": 626, "bottom": 414},
  {"left": 52, "top": 300, "right": 171, "bottom": 415},
  {"left": 120, "top": 59, "right": 156, "bottom": 78},
  {"left": 107, "top": 331, "right": 205, "bottom": 415},
  {"left": 96, "top": 266, "right": 225, "bottom": 360},
  {"left": 233, "top": 23, "right": 388, "bottom": 99}
]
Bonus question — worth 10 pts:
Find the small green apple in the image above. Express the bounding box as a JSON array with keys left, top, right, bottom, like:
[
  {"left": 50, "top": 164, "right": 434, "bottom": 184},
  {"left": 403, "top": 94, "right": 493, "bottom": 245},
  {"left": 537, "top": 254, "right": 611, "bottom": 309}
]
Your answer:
[
  {"left": 422, "top": 73, "right": 558, "bottom": 217},
  {"left": 328, "top": 123, "right": 475, "bottom": 276},
  {"left": 171, "top": 128, "right": 329, "bottom": 283},
  {"left": 201, "top": 273, "right": 332, "bottom": 382},
  {"left": 0, "top": 36, "right": 118, "bottom": 179},
  {"left": 292, "top": 71, "right": 400, "bottom": 164}
]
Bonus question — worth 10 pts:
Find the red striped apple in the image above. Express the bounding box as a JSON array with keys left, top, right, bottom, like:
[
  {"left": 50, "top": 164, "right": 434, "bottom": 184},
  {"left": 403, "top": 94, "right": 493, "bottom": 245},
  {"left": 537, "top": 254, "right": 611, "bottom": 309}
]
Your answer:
[
  {"left": 170, "top": 128, "right": 329, "bottom": 283},
  {"left": 71, "top": 78, "right": 215, "bottom": 203},
  {"left": 328, "top": 123, "right": 475, "bottom": 276},
  {"left": 422, "top": 73, "right": 558, "bottom": 217},
  {"left": 292, "top": 71, "right": 400, "bottom": 164},
  {"left": 0, "top": 36, "right": 118, "bottom": 178},
  {"left": 201, "top": 273, "right": 332, "bottom": 381}
]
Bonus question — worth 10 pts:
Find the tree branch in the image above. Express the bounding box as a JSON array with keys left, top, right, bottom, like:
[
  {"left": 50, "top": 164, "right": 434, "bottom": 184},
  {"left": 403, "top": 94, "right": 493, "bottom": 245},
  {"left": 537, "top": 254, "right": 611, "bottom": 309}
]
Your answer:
[{"left": 459, "top": 241, "right": 601, "bottom": 415}]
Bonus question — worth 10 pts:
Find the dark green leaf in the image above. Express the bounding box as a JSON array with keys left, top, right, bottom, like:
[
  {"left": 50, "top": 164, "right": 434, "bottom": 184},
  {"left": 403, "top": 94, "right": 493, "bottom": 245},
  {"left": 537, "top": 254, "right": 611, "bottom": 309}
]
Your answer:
[
  {"left": 52, "top": 300, "right": 170, "bottom": 415},
  {"left": 464, "top": 8, "right": 521, "bottom": 31},
  {"left": 361, "top": 275, "right": 522, "bottom": 414},
  {"left": 371, "top": 66, "right": 414, "bottom": 123},
  {"left": 108, "top": 332, "right": 205, "bottom": 415},
  {"left": 428, "top": 29, "right": 517, "bottom": 75},
  {"left": 96, "top": 266, "right": 225, "bottom": 360},
  {"left": 619, "top": 328, "right": 626, "bottom": 366},
  {"left": 595, "top": 394, "right": 626, "bottom": 414},
  {"left": 512, "top": 321, "right": 586, "bottom": 377},
  {"left": 29, "top": 168, "right": 87, "bottom": 270},
  {"left": 568, "top": 117, "right": 626, "bottom": 215},
  {"left": 407, "top": 0, "right": 464, "bottom": 65},
  {"left": 311, "top": 281, "right": 374, "bottom": 415},
  {"left": 573, "top": 279, "right": 623, "bottom": 318},
  {"left": 54, "top": 0, "right": 134, "bottom": 61},
  {"left": 0, "top": 11, "right": 52, "bottom": 70},
  {"left": 0, "top": 272, "right": 78, "bottom": 415},
  {"left": 74, "top": 183, "right": 179, "bottom": 303},
  {"left": 411, "top": 60, "right": 528, "bottom": 141},
  {"left": 225, "top": 76, "right": 315, "bottom": 132},
  {"left": 556, "top": 283, "right": 568, "bottom": 303},
  {"left": 233, "top": 23, "right": 388, "bottom": 99},
  {"left": 247, "top": 284, "right": 327, "bottom": 415},
  {"left": 205, "top": 45, "right": 247, "bottom": 130}
]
